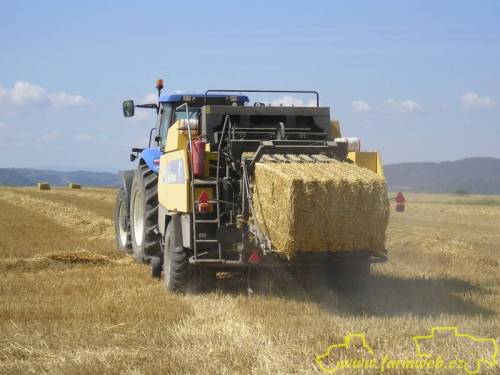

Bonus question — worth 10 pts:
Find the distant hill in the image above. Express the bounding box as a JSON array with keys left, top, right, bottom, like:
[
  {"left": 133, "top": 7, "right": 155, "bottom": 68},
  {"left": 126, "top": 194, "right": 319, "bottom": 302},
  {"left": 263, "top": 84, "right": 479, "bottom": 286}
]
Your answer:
[
  {"left": 0, "top": 168, "right": 120, "bottom": 187},
  {"left": 385, "top": 157, "right": 500, "bottom": 195},
  {"left": 2, "top": 157, "right": 500, "bottom": 194}
]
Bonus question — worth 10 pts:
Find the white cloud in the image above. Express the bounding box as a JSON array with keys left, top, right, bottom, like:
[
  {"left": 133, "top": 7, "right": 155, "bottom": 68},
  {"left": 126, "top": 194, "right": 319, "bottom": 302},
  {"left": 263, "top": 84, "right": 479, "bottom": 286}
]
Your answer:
[
  {"left": 270, "top": 95, "right": 316, "bottom": 107},
  {"left": 386, "top": 98, "right": 422, "bottom": 113},
  {"left": 74, "top": 133, "right": 93, "bottom": 142},
  {"left": 0, "top": 81, "right": 92, "bottom": 108},
  {"left": 10, "top": 81, "right": 47, "bottom": 105},
  {"left": 351, "top": 100, "right": 372, "bottom": 112},
  {"left": 141, "top": 92, "right": 158, "bottom": 103},
  {"left": 48, "top": 92, "right": 93, "bottom": 107},
  {"left": 0, "top": 86, "right": 8, "bottom": 101},
  {"left": 42, "top": 132, "right": 62, "bottom": 141},
  {"left": 460, "top": 92, "right": 495, "bottom": 110},
  {"left": 130, "top": 108, "right": 155, "bottom": 123}
]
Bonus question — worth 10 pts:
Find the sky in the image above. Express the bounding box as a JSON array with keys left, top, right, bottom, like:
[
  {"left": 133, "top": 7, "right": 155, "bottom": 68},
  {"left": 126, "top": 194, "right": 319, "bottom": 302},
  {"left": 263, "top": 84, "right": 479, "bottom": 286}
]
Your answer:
[{"left": 0, "top": 0, "right": 499, "bottom": 171}]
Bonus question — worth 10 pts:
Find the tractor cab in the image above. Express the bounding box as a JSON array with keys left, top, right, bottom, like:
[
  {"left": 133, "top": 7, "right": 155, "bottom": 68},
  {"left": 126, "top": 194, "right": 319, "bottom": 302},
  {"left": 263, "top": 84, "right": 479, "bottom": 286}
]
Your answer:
[
  {"left": 123, "top": 90, "right": 250, "bottom": 149},
  {"left": 156, "top": 94, "right": 249, "bottom": 148}
]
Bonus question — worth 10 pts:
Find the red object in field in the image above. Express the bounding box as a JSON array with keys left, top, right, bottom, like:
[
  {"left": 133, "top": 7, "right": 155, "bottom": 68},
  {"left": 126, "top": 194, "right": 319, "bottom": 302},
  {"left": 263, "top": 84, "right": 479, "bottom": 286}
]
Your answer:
[
  {"left": 395, "top": 191, "right": 406, "bottom": 212},
  {"left": 192, "top": 140, "right": 206, "bottom": 177},
  {"left": 248, "top": 250, "right": 262, "bottom": 264},
  {"left": 198, "top": 190, "right": 209, "bottom": 213},
  {"left": 395, "top": 192, "right": 406, "bottom": 203}
]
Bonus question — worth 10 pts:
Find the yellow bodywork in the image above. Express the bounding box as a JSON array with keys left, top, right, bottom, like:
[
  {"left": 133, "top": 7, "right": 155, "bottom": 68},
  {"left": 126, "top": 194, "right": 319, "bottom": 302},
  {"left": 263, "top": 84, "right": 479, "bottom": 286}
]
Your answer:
[
  {"left": 159, "top": 120, "right": 216, "bottom": 213},
  {"left": 159, "top": 120, "right": 193, "bottom": 212},
  {"left": 347, "top": 151, "right": 384, "bottom": 177},
  {"left": 158, "top": 149, "right": 190, "bottom": 212},
  {"left": 163, "top": 119, "right": 198, "bottom": 153}
]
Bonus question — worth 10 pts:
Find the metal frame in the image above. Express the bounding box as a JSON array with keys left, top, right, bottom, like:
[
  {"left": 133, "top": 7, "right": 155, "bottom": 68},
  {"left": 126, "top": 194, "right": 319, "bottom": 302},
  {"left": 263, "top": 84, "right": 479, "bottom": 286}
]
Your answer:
[
  {"left": 181, "top": 98, "right": 386, "bottom": 268},
  {"left": 247, "top": 140, "right": 343, "bottom": 170},
  {"left": 148, "top": 127, "right": 155, "bottom": 148},
  {"left": 175, "top": 103, "right": 198, "bottom": 261},
  {"left": 187, "top": 118, "right": 358, "bottom": 265},
  {"left": 215, "top": 115, "right": 230, "bottom": 262},
  {"left": 204, "top": 89, "right": 320, "bottom": 107}
]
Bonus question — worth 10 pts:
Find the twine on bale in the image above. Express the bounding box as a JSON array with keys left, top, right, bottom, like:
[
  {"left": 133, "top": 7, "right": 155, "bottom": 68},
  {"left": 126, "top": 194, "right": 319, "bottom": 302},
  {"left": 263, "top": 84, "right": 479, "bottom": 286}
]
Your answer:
[{"left": 252, "top": 160, "right": 389, "bottom": 258}]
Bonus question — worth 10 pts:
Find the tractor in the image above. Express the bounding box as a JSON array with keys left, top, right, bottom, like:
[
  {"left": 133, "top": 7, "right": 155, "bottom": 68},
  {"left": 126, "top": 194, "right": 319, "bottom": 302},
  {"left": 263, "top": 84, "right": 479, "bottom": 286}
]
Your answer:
[{"left": 114, "top": 80, "right": 387, "bottom": 292}]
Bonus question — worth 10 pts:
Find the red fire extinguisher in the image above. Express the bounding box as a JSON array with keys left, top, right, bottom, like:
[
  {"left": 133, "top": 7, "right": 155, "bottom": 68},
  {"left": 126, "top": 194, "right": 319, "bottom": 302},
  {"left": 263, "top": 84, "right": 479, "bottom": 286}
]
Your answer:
[{"left": 192, "top": 140, "right": 206, "bottom": 177}]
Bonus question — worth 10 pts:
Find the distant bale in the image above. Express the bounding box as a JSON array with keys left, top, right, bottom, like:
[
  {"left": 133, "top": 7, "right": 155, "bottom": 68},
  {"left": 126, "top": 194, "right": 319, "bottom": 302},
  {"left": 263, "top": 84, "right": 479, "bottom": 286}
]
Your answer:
[
  {"left": 68, "top": 183, "right": 82, "bottom": 190},
  {"left": 37, "top": 182, "right": 50, "bottom": 190},
  {"left": 252, "top": 160, "right": 389, "bottom": 258}
]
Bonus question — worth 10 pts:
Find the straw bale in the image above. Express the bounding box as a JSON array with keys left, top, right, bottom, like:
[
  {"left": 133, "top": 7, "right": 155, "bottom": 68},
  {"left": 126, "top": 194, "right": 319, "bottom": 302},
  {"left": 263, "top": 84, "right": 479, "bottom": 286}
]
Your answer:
[
  {"left": 252, "top": 160, "right": 389, "bottom": 258},
  {"left": 37, "top": 182, "right": 50, "bottom": 190},
  {"left": 68, "top": 183, "right": 82, "bottom": 189}
]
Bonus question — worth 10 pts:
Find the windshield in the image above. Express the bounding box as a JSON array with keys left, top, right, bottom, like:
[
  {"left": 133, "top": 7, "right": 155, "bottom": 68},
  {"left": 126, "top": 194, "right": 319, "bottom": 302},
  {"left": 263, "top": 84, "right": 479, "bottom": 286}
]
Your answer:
[
  {"left": 158, "top": 104, "right": 173, "bottom": 147},
  {"left": 174, "top": 108, "right": 200, "bottom": 122}
]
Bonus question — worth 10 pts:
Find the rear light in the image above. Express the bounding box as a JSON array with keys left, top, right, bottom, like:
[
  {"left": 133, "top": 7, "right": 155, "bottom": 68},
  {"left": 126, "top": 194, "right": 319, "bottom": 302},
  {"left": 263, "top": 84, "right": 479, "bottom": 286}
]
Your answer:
[
  {"left": 153, "top": 159, "right": 160, "bottom": 165},
  {"left": 335, "top": 137, "right": 361, "bottom": 152},
  {"left": 248, "top": 250, "right": 262, "bottom": 264},
  {"left": 198, "top": 190, "right": 209, "bottom": 213}
]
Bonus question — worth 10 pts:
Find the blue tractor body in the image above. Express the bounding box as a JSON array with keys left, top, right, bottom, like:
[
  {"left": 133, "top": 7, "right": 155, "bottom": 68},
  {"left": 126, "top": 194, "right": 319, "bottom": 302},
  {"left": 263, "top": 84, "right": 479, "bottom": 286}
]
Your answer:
[
  {"left": 158, "top": 93, "right": 249, "bottom": 104},
  {"left": 139, "top": 147, "right": 161, "bottom": 174}
]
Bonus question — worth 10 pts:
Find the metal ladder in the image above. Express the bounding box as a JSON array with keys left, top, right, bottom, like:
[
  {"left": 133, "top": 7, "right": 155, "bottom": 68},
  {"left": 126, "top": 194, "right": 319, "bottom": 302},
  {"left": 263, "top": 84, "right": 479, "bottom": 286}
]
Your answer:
[
  {"left": 185, "top": 112, "right": 231, "bottom": 263},
  {"left": 191, "top": 177, "right": 222, "bottom": 262}
]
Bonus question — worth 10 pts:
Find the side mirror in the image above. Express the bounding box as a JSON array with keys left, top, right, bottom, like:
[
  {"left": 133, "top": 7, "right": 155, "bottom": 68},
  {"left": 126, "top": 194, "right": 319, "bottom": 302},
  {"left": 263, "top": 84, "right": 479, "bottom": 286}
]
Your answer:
[{"left": 123, "top": 100, "right": 135, "bottom": 117}]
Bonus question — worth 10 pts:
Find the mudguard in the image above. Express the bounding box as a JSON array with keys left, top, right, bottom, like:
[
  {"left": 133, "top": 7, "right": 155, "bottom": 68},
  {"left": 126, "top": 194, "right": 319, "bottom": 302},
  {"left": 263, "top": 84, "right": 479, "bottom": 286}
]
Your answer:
[
  {"left": 140, "top": 148, "right": 161, "bottom": 174},
  {"left": 119, "top": 170, "right": 135, "bottom": 204},
  {"left": 170, "top": 213, "right": 183, "bottom": 248}
]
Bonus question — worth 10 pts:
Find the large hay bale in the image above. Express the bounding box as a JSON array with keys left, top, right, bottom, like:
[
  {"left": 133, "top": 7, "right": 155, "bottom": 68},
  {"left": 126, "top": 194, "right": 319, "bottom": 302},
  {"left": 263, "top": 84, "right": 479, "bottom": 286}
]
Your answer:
[
  {"left": 68, "top": 183, "right": 82, "bottom": 189},
  {"left": 37, "top": 182, "right": 50, "bottom": 190},
  {"left": 252, "top": 160, "right": 389, "bottom": 258}
]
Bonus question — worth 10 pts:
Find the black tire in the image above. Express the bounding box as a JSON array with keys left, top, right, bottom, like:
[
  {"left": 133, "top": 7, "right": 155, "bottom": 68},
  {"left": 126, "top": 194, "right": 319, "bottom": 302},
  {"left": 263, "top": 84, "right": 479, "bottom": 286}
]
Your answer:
[
  {"left": 130, "top": 164, "right": 160, "bottom": 263},
  {"left": 114, "top": 187, "right": 132, "bottom": 253},
  {"left": 163, "top": 222, "right": 189, "bottom": 293},
  {"left": 163, "top": 221, "right": 216, "bottom": 294},
  {"left": 150, "top": 256, "right": 163, "bottom": 279}
]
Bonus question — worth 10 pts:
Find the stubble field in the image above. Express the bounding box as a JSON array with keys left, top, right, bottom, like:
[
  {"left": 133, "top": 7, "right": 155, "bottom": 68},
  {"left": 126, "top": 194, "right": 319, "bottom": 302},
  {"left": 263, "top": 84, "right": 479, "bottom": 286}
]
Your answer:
[{"left": 0, "top": 187, "right": 498, "bottom": 374}]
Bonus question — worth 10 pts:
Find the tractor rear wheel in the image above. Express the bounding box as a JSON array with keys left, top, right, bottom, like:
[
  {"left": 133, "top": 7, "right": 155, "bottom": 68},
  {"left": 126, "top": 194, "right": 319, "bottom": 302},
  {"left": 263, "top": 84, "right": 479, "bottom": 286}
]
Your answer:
[
  {"left": 163, "top": 222, "right": 189, "bottom": 293},
  {"left": 162, "top": 222, "right": 216, "bottom": 293},
  {"left": 114, "top": 187, "right": 132, "bottom": 253},
  {"left": 130, "top": 164, "right": 160, "bottom": 263},
  {"left": 150, "top": 256, "right": 163, "bottom": 279}
]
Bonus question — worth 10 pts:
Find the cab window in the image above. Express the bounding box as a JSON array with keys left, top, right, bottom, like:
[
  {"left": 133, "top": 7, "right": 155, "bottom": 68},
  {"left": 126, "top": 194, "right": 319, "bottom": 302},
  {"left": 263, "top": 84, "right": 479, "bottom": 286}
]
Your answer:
[
  {"left": 158, "top": 104, "right": 173, "bottom": 147},
  {"left": 174, "top": 108, "right": 200, "bottom": 122}
]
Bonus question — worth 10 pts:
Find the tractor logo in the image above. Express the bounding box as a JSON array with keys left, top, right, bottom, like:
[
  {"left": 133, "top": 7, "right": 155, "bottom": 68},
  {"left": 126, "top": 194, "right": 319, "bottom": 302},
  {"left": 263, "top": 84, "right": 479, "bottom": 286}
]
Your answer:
[
  {"left": 315, "top": 327, "right": 498, "bottom": 374},
  {"left": 413, "top": 327, "right": 498, "bottom": 375}
]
